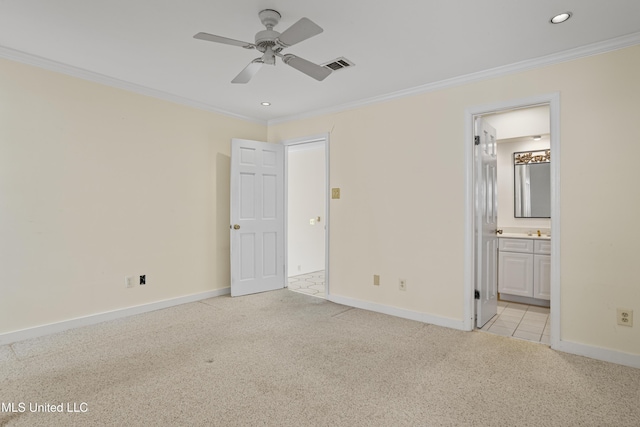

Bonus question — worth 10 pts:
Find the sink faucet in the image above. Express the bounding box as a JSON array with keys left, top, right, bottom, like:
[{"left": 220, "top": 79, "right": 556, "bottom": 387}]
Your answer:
[{"left": 537, "top": 230, "right": 541, "bottom": 237}]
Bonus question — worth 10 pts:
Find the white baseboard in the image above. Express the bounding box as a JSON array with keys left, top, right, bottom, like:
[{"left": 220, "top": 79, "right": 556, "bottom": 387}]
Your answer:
[
  {"left": 4, "top": 288, "right": 637, "bottom": 369},
  {"left": 327, "top": 294, "right": 640, "bottom": 369},
  {"left": 327, "top": 294, "right": 466, "bottom": 331},
  {"left": 553, "top": 340, "right": 640, "bottom": 369},
  {"left": 0, "top": 288, "right": 230, "bottom": 346}
]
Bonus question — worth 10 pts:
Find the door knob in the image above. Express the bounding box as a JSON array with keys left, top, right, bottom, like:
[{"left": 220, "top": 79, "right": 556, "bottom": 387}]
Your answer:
[
  {"left": 233, "top": 224, "right": 241, "bottom": 230},
  {"left": 496, "top": 229, "right": 503, "bottom": 235}
]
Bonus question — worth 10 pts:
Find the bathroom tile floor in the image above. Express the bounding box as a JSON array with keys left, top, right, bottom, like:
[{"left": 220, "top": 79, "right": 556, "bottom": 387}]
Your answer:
[
  {"left": 479, "top": 301, "right": 550, "bottom": 344},
  {"left": 287, "top": 271, "right": 325, "bottom": 299}
]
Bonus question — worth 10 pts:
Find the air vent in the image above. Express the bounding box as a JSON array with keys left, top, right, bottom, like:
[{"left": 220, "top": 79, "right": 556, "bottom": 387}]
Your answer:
[{"left": 322, "top": 57, "right": 355, "bottom": 71}]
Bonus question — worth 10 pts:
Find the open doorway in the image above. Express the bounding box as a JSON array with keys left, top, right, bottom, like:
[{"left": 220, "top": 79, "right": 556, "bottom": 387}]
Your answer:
[
  {"left": 283, "top": 134, "right": 329, "bottom": 298},
  {"left": 479, "top": 105, "right": 551, "bottom": 343},
  {"left": 465, "top": 94, "right": 560, "bottom": 348}
]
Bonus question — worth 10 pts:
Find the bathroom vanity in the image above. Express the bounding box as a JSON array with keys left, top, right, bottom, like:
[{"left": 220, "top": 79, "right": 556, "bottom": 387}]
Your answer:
[{"left": 498, "top": 235, "right": 551, "bottom": 306}]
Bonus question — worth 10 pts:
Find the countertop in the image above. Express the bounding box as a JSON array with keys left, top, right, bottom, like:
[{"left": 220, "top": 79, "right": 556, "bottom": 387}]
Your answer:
[{"left": 500, "top": 232, "right": 551, "bottom": 240}]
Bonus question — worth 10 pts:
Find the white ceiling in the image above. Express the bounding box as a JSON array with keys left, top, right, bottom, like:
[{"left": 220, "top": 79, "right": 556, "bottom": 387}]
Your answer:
[{"left": 1, "top": 1, "right": 640, "bottom": 123}]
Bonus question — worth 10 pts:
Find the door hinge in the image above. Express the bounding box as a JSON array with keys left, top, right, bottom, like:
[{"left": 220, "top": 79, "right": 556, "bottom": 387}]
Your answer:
[
  {"left": 474, "top": 290, "right": 480, "bottom": 300},
  {"left": 474, "top": 136, "right": 480, "bottom": 146}
]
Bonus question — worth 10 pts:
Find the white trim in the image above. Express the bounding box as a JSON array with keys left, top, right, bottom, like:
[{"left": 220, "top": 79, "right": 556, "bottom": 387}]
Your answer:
[
  {"left": 0, "top": 45, "right": 265, "bottom": 126},
  {"left": 269, "top": 32, "right": 640, "bottom": 126},
  {"left": 548, "top": 97, "right": 561, "bottom": 349},
  {"left": 327, "top": 295, "right": 466, "bottom": 331},
  {"left": 554, "top": 340, "right": 640, "bottom": 369},
  {"left": 280, "top": 133, "right": 329, "bottom": 146},
  {"left": 464, "top": 93, "right": 561, "bottom": 341},
  {"left": 0, "top": 288, "right": 229, "bottom": 346},
  {"left": 287, "top": 140, "right": 325, "bottom": 152},
  {"left": 282, "top": 133, "right": 331, "bottom": 296}
]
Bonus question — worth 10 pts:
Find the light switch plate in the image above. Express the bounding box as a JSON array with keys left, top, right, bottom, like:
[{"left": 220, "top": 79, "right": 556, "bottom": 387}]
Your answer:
[{"left": 331, "top": 188, "right": 341, "bottom": 199}]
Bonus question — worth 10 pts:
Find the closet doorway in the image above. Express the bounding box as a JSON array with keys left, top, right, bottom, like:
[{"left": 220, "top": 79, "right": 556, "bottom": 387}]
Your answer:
[{"left": 283, "top": 134, "right": 329, "bottom": 298}]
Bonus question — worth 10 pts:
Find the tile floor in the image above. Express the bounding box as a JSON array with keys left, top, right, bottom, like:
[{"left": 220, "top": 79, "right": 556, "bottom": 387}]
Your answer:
[
  {"left": 480, "top": 300, "right": 550, "bottom": 344},
  {"left": 287, "top": 270, "right": 325, "bottom": 298}
]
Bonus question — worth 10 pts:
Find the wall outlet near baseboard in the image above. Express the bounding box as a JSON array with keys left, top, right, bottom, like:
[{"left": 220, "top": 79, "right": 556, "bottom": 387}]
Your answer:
[
  {"left": 399, "top": 279, "right": 407, "bottom": 291},
  {"left": 617, "top": 308, "right": 633, "bottom": 326},
  {"left": 140, "top": 275, "right": 146, "bottom": 285},
  {"left": 373, "top": 274, "right": 380, "bottom": 286}
]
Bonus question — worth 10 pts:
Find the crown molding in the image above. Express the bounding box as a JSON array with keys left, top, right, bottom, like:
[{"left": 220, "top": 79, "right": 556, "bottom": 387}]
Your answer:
[
  {"left": 268, "top": 31, "right": 640, "bottom": 126},
  {"left": 0, "top": 45, "right": 267, "bottom": 126},
  {"left": 3, "top": 31, "right": 640, "bottom": 128}
]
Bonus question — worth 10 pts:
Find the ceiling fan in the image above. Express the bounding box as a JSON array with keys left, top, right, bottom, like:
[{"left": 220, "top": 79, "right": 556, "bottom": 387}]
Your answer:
[{"left": 194, "top": 9, "right": 332, "bottom": 84}]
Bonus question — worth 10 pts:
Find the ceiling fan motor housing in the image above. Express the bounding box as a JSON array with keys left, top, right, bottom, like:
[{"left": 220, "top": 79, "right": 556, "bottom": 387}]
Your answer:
[
  {"left": 255, "top": 29, "right": 282, "bottom": 52},
  {"left": 255, "top": 10, "right": 284, "bottom": 54}
]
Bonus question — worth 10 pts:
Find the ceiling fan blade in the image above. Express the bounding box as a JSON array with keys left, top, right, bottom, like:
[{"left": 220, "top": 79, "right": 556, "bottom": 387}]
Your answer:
[
  {"left": 276, "top": 18, "right": 323, "bottom": 47},
  {"left": 193, "top": 32, "right": 255, "bottom": 49},
  {"left": 231, "top": 60, "right": 263, "bottom": 84},
  {"left": 281, "top": 54, "right": 331, "bottom": 81}
]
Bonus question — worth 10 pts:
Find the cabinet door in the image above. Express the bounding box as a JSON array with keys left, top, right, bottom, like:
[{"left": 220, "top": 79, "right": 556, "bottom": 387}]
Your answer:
[
  {"left": 534, "top": 254, "right": 551, "bottom": 300},
  {"left": 498, "top": 251, "right": 533, "bottom": 297}
]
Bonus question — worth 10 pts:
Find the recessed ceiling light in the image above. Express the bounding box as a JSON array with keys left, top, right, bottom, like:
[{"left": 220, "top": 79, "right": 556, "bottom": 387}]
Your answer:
[
  {"left": 533, "top": 135, "right": 542, "bottom": 141},
  {"left": 550, "top": 12, "right": 572, "bottom": 24},
  {"left": 261, "top": 102, "right": 271, "bottom": 106}
]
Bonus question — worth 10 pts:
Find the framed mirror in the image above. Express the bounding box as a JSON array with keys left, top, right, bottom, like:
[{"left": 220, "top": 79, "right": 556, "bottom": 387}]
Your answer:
[{"left": 514, "top": 150, "right": 551, "bottom": 218}]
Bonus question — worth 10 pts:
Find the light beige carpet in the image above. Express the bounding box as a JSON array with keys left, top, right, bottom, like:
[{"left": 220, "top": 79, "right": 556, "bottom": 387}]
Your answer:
[{"left": 1, "top": 290, "right": 639, "bottom": 426}]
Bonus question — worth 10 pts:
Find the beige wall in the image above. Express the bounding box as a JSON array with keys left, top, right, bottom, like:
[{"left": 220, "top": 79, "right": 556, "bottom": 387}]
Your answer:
[
  {"left": 269, "top": 45, "right": 640, "bottom": 355},
  {"left": 0, "top": 58, "right": 266, "bottom": 334},
  {"left": 2, "top": 44, "right": 639, "bottom": 358}
]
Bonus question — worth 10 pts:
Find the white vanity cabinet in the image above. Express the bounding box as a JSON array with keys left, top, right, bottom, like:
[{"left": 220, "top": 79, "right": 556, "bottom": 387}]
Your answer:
[{"left": 498, "top": 238, "right": 551, "bottom": 301}]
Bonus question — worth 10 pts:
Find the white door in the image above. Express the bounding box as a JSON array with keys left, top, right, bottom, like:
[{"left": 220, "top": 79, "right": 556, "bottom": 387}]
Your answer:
[
  {"left": 475, "top": 118, "right": 498, "bottom": 327},
  {"left": 230, "top": 138, "right": 285, "bottom": 297}
]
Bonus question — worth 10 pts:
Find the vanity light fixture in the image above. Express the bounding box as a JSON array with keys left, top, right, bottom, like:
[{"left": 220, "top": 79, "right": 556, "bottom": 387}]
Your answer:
[
  {"left": 261, "top": 102, "right": 271, "bottom": 106},
  {"left": 532, "top": 135, "right": 542, "bottom": 141},
  {"left": 550, "top": 12, "right": 572, "bottom": 24}
]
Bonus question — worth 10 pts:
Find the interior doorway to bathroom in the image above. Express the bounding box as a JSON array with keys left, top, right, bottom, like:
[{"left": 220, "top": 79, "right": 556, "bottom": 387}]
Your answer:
[
  {"left": 283, "top": 134, "right": 329, "bottom": 299},
  {"left": 465, "top": 94, "right": 560, "bottom": 347}
]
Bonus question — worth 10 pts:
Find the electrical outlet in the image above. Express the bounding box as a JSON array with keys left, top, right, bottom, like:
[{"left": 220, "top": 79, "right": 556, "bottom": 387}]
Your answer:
[
  {"left": 617, "top": 308, "right": 633, "bottom": 327},
  {"left": 331, "top": 188, "right": 341, "bottom": 199},
  {"left": 399, "top": 279, "right": 407, "bottom": 291},
  {"left": 373, "top": 274, "right": 380, "bottom": 286},
  {"left": 125, "top": 276, "right": 135, "bottom": 288},
  {"left": 140, "top": 275, "right": 146, "bottom": 285}
]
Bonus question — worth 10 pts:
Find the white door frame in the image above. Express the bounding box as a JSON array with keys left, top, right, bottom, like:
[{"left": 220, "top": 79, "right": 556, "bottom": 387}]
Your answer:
[
  {"left": 463, "top": 93, "right": 561, "bottom": 349},
  {"left": 281, "top": 133, "right": 330, "bottom": 296}
]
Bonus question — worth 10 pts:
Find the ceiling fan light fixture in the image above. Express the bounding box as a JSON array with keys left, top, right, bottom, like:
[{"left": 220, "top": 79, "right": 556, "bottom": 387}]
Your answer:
[{"left": 550, "top": 12, "right": 572, "bottom": 24}]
